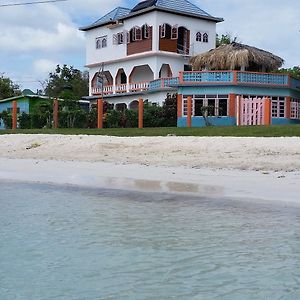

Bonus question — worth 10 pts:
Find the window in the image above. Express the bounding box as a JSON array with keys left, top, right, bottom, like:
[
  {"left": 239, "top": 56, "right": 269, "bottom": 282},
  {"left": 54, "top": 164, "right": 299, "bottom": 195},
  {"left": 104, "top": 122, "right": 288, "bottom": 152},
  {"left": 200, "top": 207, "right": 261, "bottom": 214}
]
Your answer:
[
  {"left": 96, "top": 38, "right": 101, "bottom": 49},
  {"left": 102, "top": 37, "right": 107, "bottom": 48},
  {"left": 7, "top": 107, "right": 20, "bottom": 113},
  {"left": 271, "top": 96, "right": 285, "bottom": 118},
  {"left": 96, "top": 36, "right": 108, "bottom": 49},
  {"left": 290, "top": 99, "right": 300, "bottom": 119},
  {"left": 203, "top": 33, "right": 208, "bottom": 43},
  {"left": 142, "top": 24, "right": 149, "bottom": 39},
  {"left": 171, "top": 25, "right": 178, "bottom": 39},
  {"left": 135, "top": 26, "right": 142, "bottom": 41},
  {"left": 196, "top": 32, "right": 201, "bottom": 42},
  {"left": 130, "top": 27, "right": 142, "bottom": 42},
  {"left": 160, "top": 23, "right": 171, "bottom": 38},
  {"left": 183, "top": 94, "right": 228, "bottom": 117}
]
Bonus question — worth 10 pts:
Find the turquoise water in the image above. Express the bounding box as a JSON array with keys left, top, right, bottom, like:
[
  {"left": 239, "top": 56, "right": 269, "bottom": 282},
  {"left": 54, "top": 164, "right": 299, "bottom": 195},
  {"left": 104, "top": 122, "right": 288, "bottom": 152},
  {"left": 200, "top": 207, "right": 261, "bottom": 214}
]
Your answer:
[{"left": 0, "top": 182, "right": 300, "bottom": 300}]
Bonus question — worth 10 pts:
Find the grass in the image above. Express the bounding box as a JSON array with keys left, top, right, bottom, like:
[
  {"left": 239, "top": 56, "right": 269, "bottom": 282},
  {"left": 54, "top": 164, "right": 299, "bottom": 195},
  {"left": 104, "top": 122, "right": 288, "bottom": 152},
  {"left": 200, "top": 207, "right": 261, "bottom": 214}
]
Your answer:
[{"left": 0, "top": 125, "right": 300, "bottom": 137}]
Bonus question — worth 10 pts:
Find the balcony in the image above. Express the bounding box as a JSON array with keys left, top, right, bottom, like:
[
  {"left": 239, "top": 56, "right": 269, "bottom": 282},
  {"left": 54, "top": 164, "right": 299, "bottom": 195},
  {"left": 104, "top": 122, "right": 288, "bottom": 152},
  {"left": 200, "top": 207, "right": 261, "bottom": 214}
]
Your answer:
[
  {"left": 179, "top": 70, "right": 298, "bottom": 88},
  {"left": 91, "top": 77, "right": 179, "bottom": 96}
]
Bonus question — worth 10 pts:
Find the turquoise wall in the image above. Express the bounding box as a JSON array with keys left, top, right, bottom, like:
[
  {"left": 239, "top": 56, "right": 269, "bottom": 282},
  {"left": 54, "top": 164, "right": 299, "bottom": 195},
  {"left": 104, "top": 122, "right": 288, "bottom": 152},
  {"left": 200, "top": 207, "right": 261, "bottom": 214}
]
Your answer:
[
  {"left": 0, "top": 98, "right": 30, "bottom": 129},
  {"left": 178, "top": 85, "right": 300, "bottom": 98},
  {"left": 271, "top": 118, "right": 300, "bottom": 125},
  {"left": 178, "top": 117, "right": 236, "bottom": 127}
]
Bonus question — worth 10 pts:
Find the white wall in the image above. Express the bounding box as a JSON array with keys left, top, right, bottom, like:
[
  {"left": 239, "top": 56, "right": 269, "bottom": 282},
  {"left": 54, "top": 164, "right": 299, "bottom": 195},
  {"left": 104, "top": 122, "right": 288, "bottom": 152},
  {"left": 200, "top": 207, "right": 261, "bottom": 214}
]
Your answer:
[{"left": 85, "top": 11, "right": 157, "bottom": 66}]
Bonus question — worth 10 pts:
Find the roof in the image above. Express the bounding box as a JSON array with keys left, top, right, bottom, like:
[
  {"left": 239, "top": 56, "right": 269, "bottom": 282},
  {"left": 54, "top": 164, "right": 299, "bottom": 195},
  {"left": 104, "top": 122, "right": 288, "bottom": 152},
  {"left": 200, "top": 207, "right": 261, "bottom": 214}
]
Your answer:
[
  {"left": 80, "top": 0, "right": 222, "bottom": 31},
  {"left": 22, "top": 89, "right": 35, "bottom": 96},
  {"left": 191, "top": 42, "right": 284, "bottom": 71},
  {"left": 132, "top": 0, "right": 212, "bottom": 17},
  {"left": 80, "top": 7, "right": 131, "bottom": 30},
  {"left": 0, "top": 94, "right": 49, "bottom": 103}
]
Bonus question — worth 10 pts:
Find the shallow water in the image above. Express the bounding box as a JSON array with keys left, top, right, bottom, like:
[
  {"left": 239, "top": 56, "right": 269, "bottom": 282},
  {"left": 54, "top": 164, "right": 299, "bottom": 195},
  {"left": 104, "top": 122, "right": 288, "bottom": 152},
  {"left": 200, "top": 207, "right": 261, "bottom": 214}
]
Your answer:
[{"left": 0, "top": 182, "right": 300, "bottom": 300}]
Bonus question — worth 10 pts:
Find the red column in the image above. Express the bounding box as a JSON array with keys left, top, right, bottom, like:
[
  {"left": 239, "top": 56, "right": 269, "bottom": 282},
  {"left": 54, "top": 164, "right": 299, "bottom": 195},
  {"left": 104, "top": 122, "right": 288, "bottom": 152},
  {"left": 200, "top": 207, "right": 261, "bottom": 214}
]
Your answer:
[
  {"left": 187, "top": 96, "right": 192, "bottom": 128},
  {"left": 177, "top": 94, "right": 183, "bottom": 118},
  {"left": 286, "top": 96, "right": 291, "bottom": 119},
  {"left": 53, "top": 99, "right": 59, "bottom": 129},
  {"left": 97, "top": 99, "right": 103, "bottom": 129},
  {"left": 138, "top": 98, "right": 143, "bottom": 129},
  {"left": 12, "top": 100, "right": 17, "bottom": 130},
  {"left": 264, "top": 97, "right": 271, "bottom": 125},
  {"left": 228, "top": 93, "right": 236, "bottom": 117}
]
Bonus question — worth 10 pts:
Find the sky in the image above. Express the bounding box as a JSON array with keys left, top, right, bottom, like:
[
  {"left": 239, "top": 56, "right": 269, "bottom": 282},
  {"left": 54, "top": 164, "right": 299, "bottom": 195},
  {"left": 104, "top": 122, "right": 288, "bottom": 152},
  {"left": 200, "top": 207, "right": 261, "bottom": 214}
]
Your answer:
[{"left": 0, "top": 0, "right": 299, "bottom": 92}]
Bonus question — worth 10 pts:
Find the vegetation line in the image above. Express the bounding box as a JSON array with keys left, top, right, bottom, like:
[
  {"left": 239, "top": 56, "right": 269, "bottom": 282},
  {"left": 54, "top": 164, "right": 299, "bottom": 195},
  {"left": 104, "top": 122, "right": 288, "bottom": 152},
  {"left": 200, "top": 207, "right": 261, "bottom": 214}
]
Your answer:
[{"left": 1, "top": 125, "right": 300, "bottom": 137}]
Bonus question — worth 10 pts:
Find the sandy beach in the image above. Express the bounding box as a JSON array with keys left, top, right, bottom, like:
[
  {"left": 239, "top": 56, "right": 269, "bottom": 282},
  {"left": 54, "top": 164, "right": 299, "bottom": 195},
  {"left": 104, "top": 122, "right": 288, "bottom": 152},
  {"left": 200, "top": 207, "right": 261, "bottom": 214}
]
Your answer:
[{"left": 0, "top": 134, "right": 299, "bottom": 204}]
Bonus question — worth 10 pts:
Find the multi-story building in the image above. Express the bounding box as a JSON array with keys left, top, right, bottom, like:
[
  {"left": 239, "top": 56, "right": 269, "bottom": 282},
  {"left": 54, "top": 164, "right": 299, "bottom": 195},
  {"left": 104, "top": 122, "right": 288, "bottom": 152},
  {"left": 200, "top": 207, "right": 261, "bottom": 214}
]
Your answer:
[{"left": 80, "top": 0, "right": 222, "bottom": 109}]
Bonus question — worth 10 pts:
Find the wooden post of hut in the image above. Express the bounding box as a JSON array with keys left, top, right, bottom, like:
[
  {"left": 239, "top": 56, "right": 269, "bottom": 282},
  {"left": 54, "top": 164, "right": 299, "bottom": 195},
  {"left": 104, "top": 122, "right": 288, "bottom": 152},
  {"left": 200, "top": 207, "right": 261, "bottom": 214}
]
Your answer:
[
  {"left": 138, "top": 98, "right": 143, "bottom": 129},
  {"left": 53, "top": 99, "right": 59, "bottom": 129},
  {"left": 97, "top": 98, "right": 103, "bottom": 129},
  {"left": 187, "top": 96, "right": 192, "bottom": 128},
  {"left": 12, "top": 100, "right": 17, "bottom": 130}
]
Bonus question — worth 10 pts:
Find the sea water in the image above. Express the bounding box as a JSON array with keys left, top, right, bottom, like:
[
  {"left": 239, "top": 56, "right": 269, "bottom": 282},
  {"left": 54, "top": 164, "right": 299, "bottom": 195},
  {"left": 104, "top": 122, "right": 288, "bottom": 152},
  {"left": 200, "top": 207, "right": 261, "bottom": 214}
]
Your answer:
[{"left": 0, "top": 181, "right": 300, "bottom": 300}]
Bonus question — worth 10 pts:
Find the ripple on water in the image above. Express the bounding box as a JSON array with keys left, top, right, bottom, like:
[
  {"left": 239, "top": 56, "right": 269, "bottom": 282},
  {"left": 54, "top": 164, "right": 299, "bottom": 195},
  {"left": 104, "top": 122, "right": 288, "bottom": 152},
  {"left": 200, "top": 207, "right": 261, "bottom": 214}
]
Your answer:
[{"left": 0, "top": 182, "right": 300, "bottom": 300}]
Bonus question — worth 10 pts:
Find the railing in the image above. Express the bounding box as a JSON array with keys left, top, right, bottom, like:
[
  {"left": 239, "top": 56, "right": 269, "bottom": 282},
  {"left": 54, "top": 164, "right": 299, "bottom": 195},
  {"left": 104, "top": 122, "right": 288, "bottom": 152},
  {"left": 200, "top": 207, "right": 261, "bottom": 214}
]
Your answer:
[
  {"left": 180, "top": 71, "right": 298, "bottom": 88},
  {"left": 290, "top": 77, "right": 300, "bottom": 90},
  {"left": 237, "top": 72, "right": 288, "bottom": 85},
  {"left": 91, "top": 77, "right": 179, "bottom": 95},
  {"left": 182, "top": 71, "right": 234, "bottom": 83},
  {"left": 149, "top": 77, "right": 179, "bottom": 90},
  {"left": 129, "top": 81, "right": 150, "bottom": 92},
  {"left": 115, "top": 83, "right": 127, "bottom": 93}
]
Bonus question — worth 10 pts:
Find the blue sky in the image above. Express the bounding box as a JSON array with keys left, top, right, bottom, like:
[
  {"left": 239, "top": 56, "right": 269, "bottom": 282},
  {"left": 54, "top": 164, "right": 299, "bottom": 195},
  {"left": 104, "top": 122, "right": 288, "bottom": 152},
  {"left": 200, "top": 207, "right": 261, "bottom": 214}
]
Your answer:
[{"left": 0, "top": 0, "right": 299, "bottom": 92}]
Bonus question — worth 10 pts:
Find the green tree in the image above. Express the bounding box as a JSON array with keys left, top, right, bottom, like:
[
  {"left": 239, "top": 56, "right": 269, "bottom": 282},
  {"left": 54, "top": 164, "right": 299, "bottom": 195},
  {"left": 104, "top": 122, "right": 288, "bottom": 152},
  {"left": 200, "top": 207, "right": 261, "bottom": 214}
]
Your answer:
[
  {"left": 216, "top": 33, "right": 239, "bottom": 47},
  {"left": 45, "top": 64, "right": 89, "bottom": 99},
  {"left": 44, "top": 65, "right": 89, "bottom": 128},
  {"left": 278, "top": 66, "right": 300, "bottom": 79},
  {"left": 0, "top": 76, "right": 21, "bottom": 100}
]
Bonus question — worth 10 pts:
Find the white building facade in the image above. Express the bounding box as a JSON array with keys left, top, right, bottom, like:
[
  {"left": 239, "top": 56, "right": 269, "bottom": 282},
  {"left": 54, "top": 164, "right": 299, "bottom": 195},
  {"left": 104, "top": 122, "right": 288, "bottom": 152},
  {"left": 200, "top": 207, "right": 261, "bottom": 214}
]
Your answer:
[{"left": 80, "top": 0, "right": 223, "bottom": 109}]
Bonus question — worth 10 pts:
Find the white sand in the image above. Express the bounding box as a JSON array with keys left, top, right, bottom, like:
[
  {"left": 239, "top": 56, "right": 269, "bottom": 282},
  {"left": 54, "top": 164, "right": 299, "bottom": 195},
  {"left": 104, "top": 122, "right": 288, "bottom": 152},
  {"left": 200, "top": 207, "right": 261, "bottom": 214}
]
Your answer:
[{"left": 0, "top": 134, "right": 299, "bottom": 204}]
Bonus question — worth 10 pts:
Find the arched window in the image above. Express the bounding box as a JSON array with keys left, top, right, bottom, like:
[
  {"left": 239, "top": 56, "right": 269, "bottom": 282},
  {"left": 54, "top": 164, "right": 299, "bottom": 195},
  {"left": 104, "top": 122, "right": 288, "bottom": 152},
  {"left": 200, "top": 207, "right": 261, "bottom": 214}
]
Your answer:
[
  {"left": 142, "top": 24, "right": 149, "bottom": 39},
  {"left": 196, "top": 32, "right": 202, "bottom": 42},
  {"left": 135, "top": 26, "right": 142, "bottom": 41},
  {"left": 203, "top": 33, "right": 208, "bottom": 43},
  {"left": 160, "top": 23, "right": 171, "bottom": 38},
  {"left": 96, "top": 38, "right": 101, "bottom": 49},
  {"left": 102, "top": 37, "right": 107, "bottom": 48}
]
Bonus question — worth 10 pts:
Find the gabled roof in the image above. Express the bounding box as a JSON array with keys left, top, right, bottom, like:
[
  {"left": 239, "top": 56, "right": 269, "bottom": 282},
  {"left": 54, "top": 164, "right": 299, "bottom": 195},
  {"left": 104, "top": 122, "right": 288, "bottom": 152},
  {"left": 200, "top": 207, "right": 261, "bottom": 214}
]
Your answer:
[
  {"left": 80, "top": 7, "right": 131, "bottom": 30},
  {"left": 80, "top": 0, "right": 222, "bottom": 31}
]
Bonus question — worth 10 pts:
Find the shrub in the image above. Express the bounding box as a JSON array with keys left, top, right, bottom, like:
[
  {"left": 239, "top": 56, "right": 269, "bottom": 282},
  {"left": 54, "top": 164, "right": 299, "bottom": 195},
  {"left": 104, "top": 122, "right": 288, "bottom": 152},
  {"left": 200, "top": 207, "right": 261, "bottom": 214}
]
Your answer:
[{"left": 18, "top": 112, "right": 31, "bottom": 129}]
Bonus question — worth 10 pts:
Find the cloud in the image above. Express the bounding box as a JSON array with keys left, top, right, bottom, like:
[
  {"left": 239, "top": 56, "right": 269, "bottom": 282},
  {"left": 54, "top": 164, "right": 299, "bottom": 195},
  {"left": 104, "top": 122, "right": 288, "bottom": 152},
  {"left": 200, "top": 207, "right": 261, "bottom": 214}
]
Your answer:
[
  {"left": 198, "top": 0, "right": 300, "bottom": 67},
  {"left": 33, "top": 59, "right": 58, "bottom": 76}
]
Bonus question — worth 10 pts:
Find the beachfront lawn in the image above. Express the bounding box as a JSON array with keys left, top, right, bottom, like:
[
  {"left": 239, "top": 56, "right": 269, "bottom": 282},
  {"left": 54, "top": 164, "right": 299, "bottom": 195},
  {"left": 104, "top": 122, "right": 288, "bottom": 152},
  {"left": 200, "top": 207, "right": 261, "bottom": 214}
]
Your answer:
[{"left": 1, "top": 125, "right": 300, "bottom": 137}]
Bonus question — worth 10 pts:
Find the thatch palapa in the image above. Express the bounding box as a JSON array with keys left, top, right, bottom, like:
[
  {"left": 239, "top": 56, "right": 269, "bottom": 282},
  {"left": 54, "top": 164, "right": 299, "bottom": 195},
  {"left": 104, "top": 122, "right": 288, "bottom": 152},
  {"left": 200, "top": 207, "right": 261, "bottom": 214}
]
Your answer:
[{"left": 191, "top": 42, "right": 284, "bottom": 72}]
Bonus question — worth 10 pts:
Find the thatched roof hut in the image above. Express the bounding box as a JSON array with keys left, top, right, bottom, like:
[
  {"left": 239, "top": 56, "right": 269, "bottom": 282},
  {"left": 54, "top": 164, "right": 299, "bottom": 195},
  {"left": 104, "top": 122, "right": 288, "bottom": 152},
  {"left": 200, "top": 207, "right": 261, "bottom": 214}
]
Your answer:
[{"left": 190, "top": 42, "right": 284, "bottom": 72}]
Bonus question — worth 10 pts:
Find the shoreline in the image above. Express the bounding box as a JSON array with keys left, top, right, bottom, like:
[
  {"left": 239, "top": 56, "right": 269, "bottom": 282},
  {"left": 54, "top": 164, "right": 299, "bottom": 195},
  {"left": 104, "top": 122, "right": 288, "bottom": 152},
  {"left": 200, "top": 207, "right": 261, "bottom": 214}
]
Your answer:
[
  {"left": 1, "top": 158, "right": 299, "bottom": 206},
  {"left": 0, "top": 134, "right": 299, "bottom": 205}
]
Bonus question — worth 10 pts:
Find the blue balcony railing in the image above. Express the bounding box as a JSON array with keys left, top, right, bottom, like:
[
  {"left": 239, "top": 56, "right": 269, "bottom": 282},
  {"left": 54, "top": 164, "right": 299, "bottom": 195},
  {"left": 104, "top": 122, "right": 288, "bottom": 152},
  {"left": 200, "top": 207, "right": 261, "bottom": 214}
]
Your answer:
[
  {"left": 180, "top": 71, "right": 293, "bottom": 87},
  {"left": 149, "top": 77, "right": 179, "bottom": 90},
  {"left": 182, "top": 71, "right": 234, "bottom": 83},
  {"left": 237, "top": 72, "right": 288, "bottom": 85},
  {"left": 290, "top": 77, "right": 300, "bottom": 90}
]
